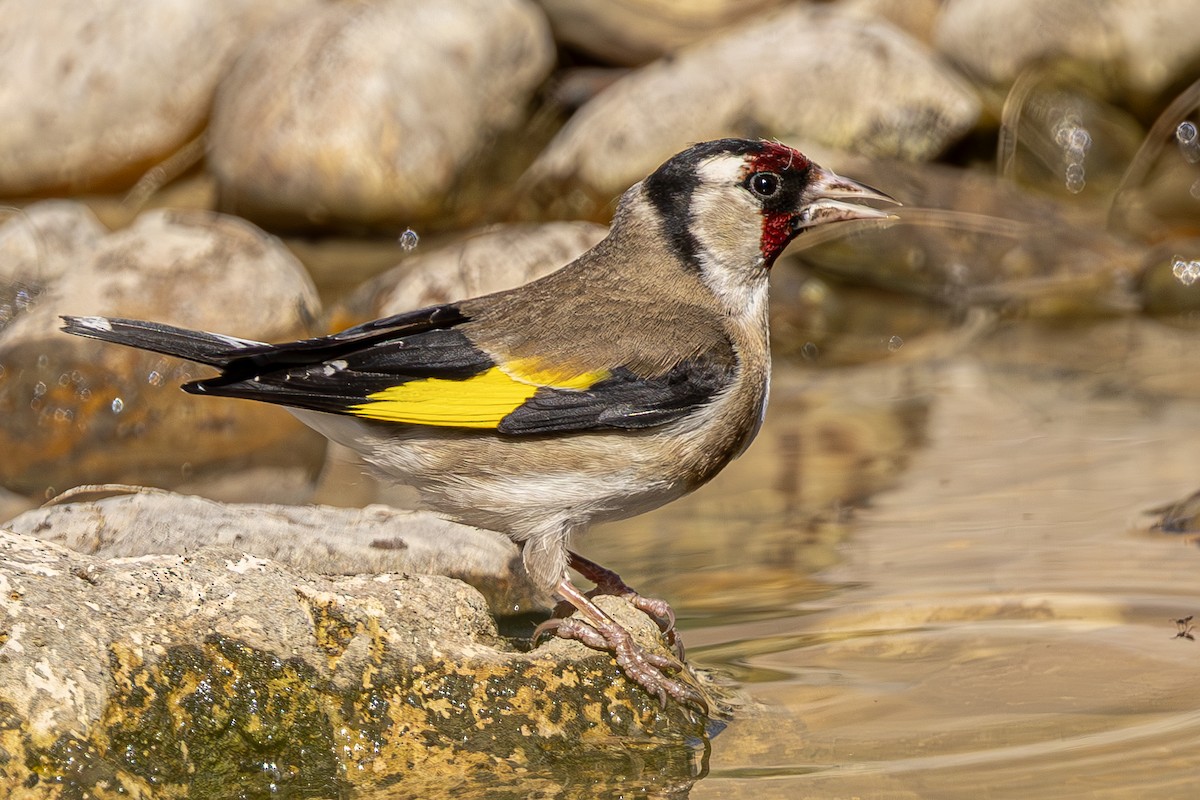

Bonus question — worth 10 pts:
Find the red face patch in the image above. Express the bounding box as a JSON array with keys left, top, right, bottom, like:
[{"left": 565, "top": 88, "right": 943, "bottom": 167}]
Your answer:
[{"left": 746, "top": 143, "right": 810, "bottom": 267}]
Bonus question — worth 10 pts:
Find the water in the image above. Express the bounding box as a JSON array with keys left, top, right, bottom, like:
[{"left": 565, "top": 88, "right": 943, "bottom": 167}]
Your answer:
[{"left": 581, "top": 315, "right": 1200, "bottom": 799}]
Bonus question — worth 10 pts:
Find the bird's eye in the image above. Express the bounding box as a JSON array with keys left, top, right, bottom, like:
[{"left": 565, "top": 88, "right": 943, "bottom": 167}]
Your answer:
[{"left": 748, "top": 171, "right": 781, "bottom": 198}]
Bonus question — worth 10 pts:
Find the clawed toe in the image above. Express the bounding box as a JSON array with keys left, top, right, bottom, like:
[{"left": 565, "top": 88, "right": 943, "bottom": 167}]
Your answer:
[
  {"left": 537, "top": 580, "right": 710, "bottom": 713},
  {"left": 568, "top": 551, "right": 686, "bottom": 658}
]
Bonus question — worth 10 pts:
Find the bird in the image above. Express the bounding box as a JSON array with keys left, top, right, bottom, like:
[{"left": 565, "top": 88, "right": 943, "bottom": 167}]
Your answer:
[{"left": 62, "top": 138, "right": 896, "bottom": 710}]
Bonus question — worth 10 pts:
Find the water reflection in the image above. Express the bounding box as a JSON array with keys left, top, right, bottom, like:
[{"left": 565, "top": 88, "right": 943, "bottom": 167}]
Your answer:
[{"left": 581, "top": 313, "right": 1200, "bottom": 799}]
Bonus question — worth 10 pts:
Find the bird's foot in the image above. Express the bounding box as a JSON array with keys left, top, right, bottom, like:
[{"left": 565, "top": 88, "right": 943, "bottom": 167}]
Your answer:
[
  {"left": 534, "top": 616, "right": 709, "bottom": 713},
  {"left": 568, "top": 551, "right": 682, "bottom": 657}
]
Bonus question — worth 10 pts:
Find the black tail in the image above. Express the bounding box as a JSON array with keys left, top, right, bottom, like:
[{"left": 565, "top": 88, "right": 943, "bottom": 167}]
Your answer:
[{"left": 60, "top": 316, "right": 264, "bottom": 368}]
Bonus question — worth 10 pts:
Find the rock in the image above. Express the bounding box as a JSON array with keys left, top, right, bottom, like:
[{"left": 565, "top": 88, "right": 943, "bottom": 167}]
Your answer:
[
  {"left": 5, "top": 486, "right": 545, "bottom": 614},
  {"left": 934, "top": 0, "right": 1200, "bottom": 100},
  {"left": 523, "top": 5, "right": 979, "bottom": 216},
  {"left": 0, "top": 520, "right": 710, "bottom": 796},
  {"left": 0, "top": 202, "right": 108, "bottom": 286},
  {"left": 0, "top": 207, "right": 325, "bottom": 497},
  {"left": 537, "top": 0, "right": 786, "bottom": 65},
  {"left": 0, "top": 0, "right": 309, "bottom": 196},
  {"left": 209, "top": 0, "right": 555, "bottom": 228},
  {"left": 0, "top": 203, "right": 108, "bottom": 334},
  {"left": 841, "top": 0, "right": 943, "bottom": 44},
  {"left": 344, "top": 222, "right": 607, "bottom": 323}
]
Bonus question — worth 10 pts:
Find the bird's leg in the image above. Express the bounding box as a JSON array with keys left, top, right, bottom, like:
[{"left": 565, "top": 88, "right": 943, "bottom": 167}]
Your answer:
[
  {"left": 535, "top": 578, "right": 708, "bottom": 713},
  {"left": 567, "top": 551, "right": 682, "bottom": 657}
]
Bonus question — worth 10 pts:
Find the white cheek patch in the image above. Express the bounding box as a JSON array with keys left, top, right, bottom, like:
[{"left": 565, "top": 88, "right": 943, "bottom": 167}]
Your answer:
[{"left": 689, "top": 157, "right": 770, "bottom": 322}]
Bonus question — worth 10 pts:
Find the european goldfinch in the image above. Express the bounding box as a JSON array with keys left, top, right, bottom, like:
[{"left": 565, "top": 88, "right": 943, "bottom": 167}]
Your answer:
[{"left": 62, "top": 138, "right": 896, "bottom": 710}]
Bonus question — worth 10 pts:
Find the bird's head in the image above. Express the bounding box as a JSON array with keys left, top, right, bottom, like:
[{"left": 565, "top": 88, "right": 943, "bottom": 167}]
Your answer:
[{"left": 635, "top": 138, "right": 896, "bottom": 312}]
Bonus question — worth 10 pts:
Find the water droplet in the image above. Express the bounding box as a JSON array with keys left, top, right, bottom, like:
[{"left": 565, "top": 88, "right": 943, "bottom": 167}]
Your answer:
[
  {"left": 1177, "top": 121, "right": 1200, "bottom": 164},
  {"left": 147, "top": 370, "right": 163, "bottom": 386},
  {"left": 1065, "top": 162, "right": 1086, "bottom": 194},
  {"left": 801, "top": 342, "right": 820, "bottom": 360},
  {"left": 32, "top": 381, "right": 46, "bottom": 398},
  {"left": 1172, "top": 255, "right": 1200, "bottom": 286},
  {"left": 1068, "top": 127, "right": 1092, "bottom": 154},
  {"left": 36, "top": 354, "right": 49, "bottom": 368},
  {"left": 398, "top": 228, "right": 420, "bottom": 251},
  {"left": 887, "top": 335, "right": 904, "bottom": 352},
  {"left": 111, "top": 397, "right": 125, "bottom": 414}
]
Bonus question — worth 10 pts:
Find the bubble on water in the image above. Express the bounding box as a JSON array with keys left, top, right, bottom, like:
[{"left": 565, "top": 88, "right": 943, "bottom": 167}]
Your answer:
[
  {"left": 1177, "top": 121, "right": 1200, "bottom": 165},
  {"left": 1053, "top": 113, "right": 1091, "bottom": 194},
  {"left": 1065, "top": 162, "right": 1086, "bottom": 193},
  {"left": 1172, "top": 255, "right": 1200, "bottom": 286},
  {"left": 36, "top": 354, "right": 49, "bottom": 368},
  {"left": 887, "top": 335, "right": 904, "bottom": 352},
  {"left": 111, "top": 397, "right": 125, "bottom": 414},
  {"left": 398, "top": 228, "right": 420, "bottom": 251},
  {"left": 801, "top": 342, "right": 819, "bottom": 360},
  {"left": 32, "top": 380, "right": 46, "bottom": 398},
  {"left": 146, "top": 369, "right": 164, "bottom": 386}
]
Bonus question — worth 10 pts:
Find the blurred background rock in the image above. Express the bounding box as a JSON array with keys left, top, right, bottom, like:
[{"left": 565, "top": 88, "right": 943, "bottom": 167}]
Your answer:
[{"left": 1, "top": 0, "right": 1199, "bottom": 514}]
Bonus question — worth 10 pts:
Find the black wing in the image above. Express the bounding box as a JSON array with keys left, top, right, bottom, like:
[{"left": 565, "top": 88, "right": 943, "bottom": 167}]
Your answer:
[{"left": 497, "top": 358, "right": 735, "bottom": 434}]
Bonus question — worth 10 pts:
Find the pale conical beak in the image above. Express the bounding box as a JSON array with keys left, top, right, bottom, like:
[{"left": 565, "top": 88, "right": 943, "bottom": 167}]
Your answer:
[{"left": 792, "top": 165, "right": 900, "bottom": 232}]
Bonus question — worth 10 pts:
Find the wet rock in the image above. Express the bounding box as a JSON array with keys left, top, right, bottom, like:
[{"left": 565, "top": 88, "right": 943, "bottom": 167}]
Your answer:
[
  {"left": 5, "top": 486, "right": 544, "bottom": 614},
  {"left": 537, "top": 0, "right": 786, "bottom": 65},
  {"left": 0, "top": 207, "right": 325, "bottom": 497},
  {"left": 209, "top": 0, "right": 555, "bottom": 229},
  {"left": 934, "top": 0, "right": 1200, "bottom": 100},
  {"left": 0, "top": 0, "right": 309, "bottom": 196},
  {"left": 523, "top": 5, "right": 979, "bottom": 217},
  {"left": 344, "top": 222, "right": 607, "bottom": 323},
  {"left": 0, "top": 517, "right": 710, "bottom": 797}
]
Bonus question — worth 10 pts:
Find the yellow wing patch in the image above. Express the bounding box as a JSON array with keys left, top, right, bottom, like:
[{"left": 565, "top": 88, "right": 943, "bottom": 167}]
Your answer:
[{"left": 347, "top": 362, "right": 609, "bottom": 428}]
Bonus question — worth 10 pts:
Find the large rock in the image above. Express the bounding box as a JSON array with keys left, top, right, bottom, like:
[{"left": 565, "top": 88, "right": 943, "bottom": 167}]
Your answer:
[
  {"left": 0, "top": 0, "right": 310, "bottom": 196},
  {"left": 343, "top": 222, "right": 608, "bottom": 323},
  {"left": 209, "top": 0, "right": 555, "bottom": 228},
  {"left": 0, "top": 505, "right": 711, "bottom": 797},
  {"left": 935, "top": 0, "right": 1200, "bottom": 99},
  {"left": 523, "top": 5, "right": 979, "bottom": 216},
  {"left": 5, "top": 486, "right": 544, "bottom": 614},
  {"left": 0, "top": 205, "right": 324, "bottom": 497},
  {"left": 537, "top": 0, "right": 786, "bottom": 65}
]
